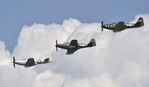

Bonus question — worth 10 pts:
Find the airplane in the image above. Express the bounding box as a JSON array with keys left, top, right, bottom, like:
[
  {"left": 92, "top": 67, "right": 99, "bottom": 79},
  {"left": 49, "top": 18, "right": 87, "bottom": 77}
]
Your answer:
[
  {"left": 55, "top": 38, "right": 96, "bottom": 55},
  {"left": 13, "top": 56, "right": 51, "bottom": 68},
  {"left": 101, "top": 17, "right": 144, "bottom": 32}
]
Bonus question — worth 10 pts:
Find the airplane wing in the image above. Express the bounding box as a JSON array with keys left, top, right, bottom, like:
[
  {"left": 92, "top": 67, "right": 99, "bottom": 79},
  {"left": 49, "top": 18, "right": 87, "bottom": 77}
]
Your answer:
[
  {"left": 66, "top": 48, "right": 78, "bottom": 54},
  {"left": 69, "top": 40, "right": 78, "bottom": 46},
  {"left": 25, "top": 58, "right": 35, "bottom": 67},
  {"left": 114, "top": 22, "right": 126, "bottom": 32},
  {"left": 66, "top": 40, "right": 78, "bottom": 54}
]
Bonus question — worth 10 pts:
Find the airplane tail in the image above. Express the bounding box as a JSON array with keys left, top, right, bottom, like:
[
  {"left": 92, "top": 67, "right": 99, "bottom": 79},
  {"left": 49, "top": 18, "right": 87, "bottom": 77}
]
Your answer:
[
  {"left": 13, "top": 56, "right": 15, "bottom": 68},
  {"left": 135, "top": 17, "right": 144, "bottom": 27},
  {"left": 44, "top": 58, "right": 50, "bottom": 63},
  {"left": 87, "top": 38, "right": 96, "bottom": 47}
]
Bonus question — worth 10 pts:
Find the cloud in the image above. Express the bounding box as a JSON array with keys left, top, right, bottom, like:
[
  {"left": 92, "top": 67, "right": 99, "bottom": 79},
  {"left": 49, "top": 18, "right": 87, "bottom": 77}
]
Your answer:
[
  {"left": 0, "top": 42, "right": 37, "bottom": 87},
  {"left": 1, "top": 15, "right": 149, "bottom": 87},
  {"left": 32, "top": 70, "right": 69, "bottom": 87},
  {"left": 0, "top": 41, "right": 11, "bottom": 67},
  {"left": 13, "top": 18, "right": 81, "bottom": 59}
]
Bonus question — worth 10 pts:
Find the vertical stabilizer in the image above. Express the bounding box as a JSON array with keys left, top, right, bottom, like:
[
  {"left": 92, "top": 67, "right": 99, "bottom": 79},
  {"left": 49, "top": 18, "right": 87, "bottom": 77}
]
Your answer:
[
  {"left": 135, "top": 17, "right": 144, "bottom": 27},
  {"left": 87, "top": 38, "right": 96, "bottom": 47}
]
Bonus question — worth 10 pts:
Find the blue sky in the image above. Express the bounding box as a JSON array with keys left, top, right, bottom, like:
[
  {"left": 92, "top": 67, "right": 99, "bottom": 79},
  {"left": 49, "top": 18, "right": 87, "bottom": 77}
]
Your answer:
[{"left": 0, "top": 0, "right": 148, "bottom": 53}]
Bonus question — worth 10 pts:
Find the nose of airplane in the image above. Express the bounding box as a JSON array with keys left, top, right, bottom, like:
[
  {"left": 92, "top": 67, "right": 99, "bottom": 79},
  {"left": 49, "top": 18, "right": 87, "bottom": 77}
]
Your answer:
[{"left": 101, "top": 21, "right": 104, "bottom": 27}]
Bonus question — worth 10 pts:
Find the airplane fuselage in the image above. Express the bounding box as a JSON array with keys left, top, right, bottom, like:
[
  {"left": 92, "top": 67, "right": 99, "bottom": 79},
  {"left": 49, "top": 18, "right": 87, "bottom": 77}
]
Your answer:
[
  {"left": 101, "top": 17, "right": 144, "bottom": 32},
  {"left": 101, "top": 22, "right": 127, "bottom": 32},
  {"left": 55, "top": 38, "right": 96, "bottom": 54},
  {"left": 13, "top": 58, "right": 50, "bottom": 68},
  {"left": 101, "top": 24, "right": 116, "bottom": 30},
  {"left": 15, "top": 61, "right": 26, "bottom": 66},
  {"left": 56, "top": 44, "right": 86, "bottom": 50},
  {"left": 14, "top": 61, "right": 35, "bottom": 67}
]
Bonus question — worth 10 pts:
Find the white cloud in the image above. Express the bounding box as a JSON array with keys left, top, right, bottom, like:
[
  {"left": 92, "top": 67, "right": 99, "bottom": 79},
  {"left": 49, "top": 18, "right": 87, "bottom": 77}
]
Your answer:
[
  {"left": 0, "top": 41, "right": 11, "bottom": 67},
  {"left": 1, "top": 14, "right": 149, "bottom": 87},
  {"left": 32, "top": 70, "right": 69, "bottom": 87},
  {"left": 13, "top": 18, "right": 81, "bottom": 59}
]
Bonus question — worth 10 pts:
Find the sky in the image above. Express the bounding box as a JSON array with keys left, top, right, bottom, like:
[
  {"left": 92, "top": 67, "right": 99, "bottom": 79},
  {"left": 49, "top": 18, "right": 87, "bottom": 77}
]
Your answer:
[
  {"left": 0, "top": 0, "right": 149, "bottom": 52},
  {"left": 0, "top": 0, "right": 149, "bottom": 87}
]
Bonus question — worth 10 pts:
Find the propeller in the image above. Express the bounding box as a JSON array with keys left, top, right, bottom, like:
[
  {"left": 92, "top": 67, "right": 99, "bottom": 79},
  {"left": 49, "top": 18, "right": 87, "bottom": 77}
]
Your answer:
[
  {"left": 101, "top": 21, "right": 104, "bottom": 32},
  {"left": 56, "top": 40, "right": 58, "bottom": 52},
  {"left": 13, "top": 56, "right": 15, "bottom": 68}
]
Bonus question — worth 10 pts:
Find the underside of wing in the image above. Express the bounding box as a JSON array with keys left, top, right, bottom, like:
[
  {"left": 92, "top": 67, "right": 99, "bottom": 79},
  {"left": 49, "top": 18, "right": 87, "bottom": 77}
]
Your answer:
[{"left": 66, "top": 48, "right": 78, "bottom": 54}]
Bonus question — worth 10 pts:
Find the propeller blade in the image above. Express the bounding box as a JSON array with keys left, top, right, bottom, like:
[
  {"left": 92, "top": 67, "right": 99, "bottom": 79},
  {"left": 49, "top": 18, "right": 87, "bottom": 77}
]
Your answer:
[
  {"left": 56, "top": 40, "right": 58, "bottom": 52},
  {"left": 101, "top": 21, "right": 103, "bottom": 32},
  {"left": 13, "top": 56, "right": 15, "bottom": 68}
]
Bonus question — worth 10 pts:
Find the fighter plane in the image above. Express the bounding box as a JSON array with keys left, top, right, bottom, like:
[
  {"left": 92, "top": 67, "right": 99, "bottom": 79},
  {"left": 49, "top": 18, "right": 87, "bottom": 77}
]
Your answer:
[
  {"left": 55, "top": 38, "right": 96, "bottom": 55},
  {"left": 101, "top": 17, "right": 144, "bottom": 32},
  {"left": 13, "top": 57, "right": 51, "bottom": 68}
]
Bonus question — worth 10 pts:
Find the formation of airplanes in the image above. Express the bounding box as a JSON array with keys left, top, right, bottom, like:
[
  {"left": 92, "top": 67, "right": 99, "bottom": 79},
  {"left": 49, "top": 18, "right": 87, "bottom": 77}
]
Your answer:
[{"left": 12, "top": 17, "right": 144, "bottom": 68}]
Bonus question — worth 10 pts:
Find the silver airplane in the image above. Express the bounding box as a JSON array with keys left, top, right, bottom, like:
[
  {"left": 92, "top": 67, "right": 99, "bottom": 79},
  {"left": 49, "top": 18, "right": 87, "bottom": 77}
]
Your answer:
[
  {"left": 55, "top": 38, "right": 96, "bottom": 55},
  {"left": 13, "top": 56, "right": 51, "bottom": 68}
]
